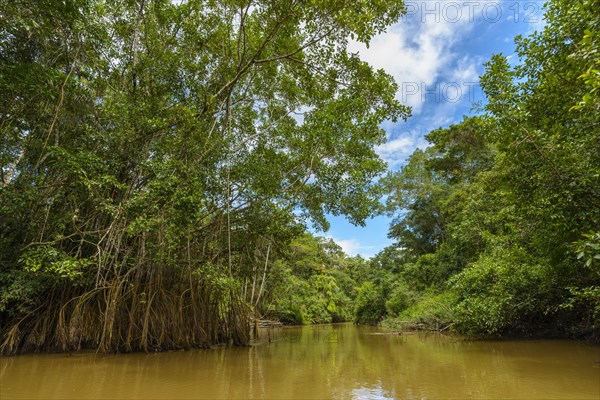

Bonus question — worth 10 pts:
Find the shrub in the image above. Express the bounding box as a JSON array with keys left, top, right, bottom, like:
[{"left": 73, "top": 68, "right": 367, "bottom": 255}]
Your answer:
[
  {"left": 270, "top": 272, "right": 352, "bottom": 324},
  {"left": 450, "top": 245, "right": 551, "bottom": 335},
  {"left": 383, "top": 290, "right": 457, "bottom": 330},
  {"left": 353, "top": 282, "right": 386, "bottom": 325},
  {"left": 385, "top": 282, "right": 417, "bottom": 317}
]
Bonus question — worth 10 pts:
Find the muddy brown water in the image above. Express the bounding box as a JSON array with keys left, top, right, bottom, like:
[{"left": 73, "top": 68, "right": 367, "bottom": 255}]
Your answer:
[{"left": 1, "top": 323, "right": 598, "bottom": 399}]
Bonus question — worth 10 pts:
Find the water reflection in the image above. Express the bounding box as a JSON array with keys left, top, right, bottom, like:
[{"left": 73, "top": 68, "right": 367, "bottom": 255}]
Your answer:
[
  {"left": 1, "top": 323, "right": 598, "bottom": 399},
  {"left": 350, "top": 385, "right": 394, "bottom": 400}
]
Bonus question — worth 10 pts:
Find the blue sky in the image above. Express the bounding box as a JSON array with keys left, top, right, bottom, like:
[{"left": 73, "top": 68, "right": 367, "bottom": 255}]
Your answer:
[{"left": 322, "top": 1, "right": 547, "bottom": 258}]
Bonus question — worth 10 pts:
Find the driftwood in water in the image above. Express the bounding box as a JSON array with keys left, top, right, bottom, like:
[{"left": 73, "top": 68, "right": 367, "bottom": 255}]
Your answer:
[
  {"left": 257, "top": 319, "right": 283, "bottom": 328},
  {"left": 388, "top": 320, "right": 456, "bottom": 333}
]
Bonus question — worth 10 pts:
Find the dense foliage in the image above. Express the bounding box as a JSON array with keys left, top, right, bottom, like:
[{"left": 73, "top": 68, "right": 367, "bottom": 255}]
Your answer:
[
  {"left": 0, "top": 0, "right": 407, "bottom": 353},
  {"left": 1, "top": 0, "right": 597, "bottom": 355},
  {"left": 372, "top": 0, "right": 599, "bottom": 339},
  {"left": 259, "top": 234, "right": 356, "bottom": 324}
]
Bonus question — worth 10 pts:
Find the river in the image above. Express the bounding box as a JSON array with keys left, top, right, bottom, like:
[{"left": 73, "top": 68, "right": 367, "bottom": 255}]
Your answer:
[{"left": 1, "top": 323, "right": 598, "bottom": 399}]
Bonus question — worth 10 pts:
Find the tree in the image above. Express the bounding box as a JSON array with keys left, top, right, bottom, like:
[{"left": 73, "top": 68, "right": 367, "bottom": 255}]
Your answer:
[
  {"left": 379, "top": 0, "right": 599, "bottom": 338},
  {"left": 383, "top": 116, "right": 495, "bottom": 282},
  {"left": 0, "top": 0, "right": 409, "bottom": 353}
]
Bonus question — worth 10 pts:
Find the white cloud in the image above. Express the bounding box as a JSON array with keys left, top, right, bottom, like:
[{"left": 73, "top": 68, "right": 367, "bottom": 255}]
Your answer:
[
  {"left": 325, "top": 235, "right": 375, "bottom": 258},
  {"left": 335, "top": 238, "right": 362, "bottom": 256},
  {"left": 375, "top": 136, "right": 415, "bottom": 168},
  {"left": 348, "top": 1, "right": 487, "bottom": 115},
  {"left": 449, "top": 56, "right": 480, "bottom": 83},
  {"left": 346, "top": 2, "right": 497, "bottom": 171},
  {"left": 376, "top": 136, "right": 414, "bottom": 154},
  {"left": 388, "top": 133, "right": 432, "bottom": 168}
]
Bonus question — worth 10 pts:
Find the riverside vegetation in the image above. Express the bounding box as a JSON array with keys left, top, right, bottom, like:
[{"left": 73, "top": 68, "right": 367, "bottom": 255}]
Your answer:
[
  {"left": 0, "top": 0, "right": 598, "bottom": 355},
  {"left": 372, "top": 0, "right": 600, "bottom": 338}
]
